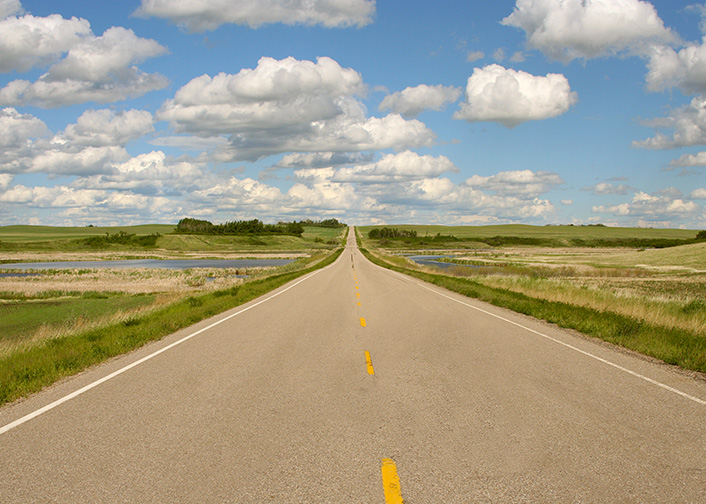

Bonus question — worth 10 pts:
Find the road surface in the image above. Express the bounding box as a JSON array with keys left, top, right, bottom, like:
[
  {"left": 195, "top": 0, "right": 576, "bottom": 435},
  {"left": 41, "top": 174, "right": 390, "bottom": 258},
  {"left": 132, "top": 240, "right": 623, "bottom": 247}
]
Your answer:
[{"left": 1, "top": 227, "right": 704, "bottom": 502}]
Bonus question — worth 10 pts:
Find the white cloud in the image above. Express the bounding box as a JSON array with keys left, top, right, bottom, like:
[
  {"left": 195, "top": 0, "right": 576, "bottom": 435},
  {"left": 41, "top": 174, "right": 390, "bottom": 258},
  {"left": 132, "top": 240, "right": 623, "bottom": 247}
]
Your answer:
[
  {"left": 561, "top": 199, "right": 573, "bottom": 205},
  {"left": 464, "top": 169, "right": 564, "bottom": 197},
  {"left": 0, "top": 107, "right": 49, "bottom": 148},
  {"left": 0, "top": 0, "right": 22, "bottom": 18},
  {"left": 278, "top": 152, "right": 372, "bottom": 168},
  {"left": 466, "top": 51, "right": 484, "bottom": 62},
  {"left": 0, "top": 13, "right": 91, "bottom": 72},
  {"left": 502, "top": 0, "right": 675, "bottom": 63},
  {"left": 690, "top": 188, "right": 706, "bottom": 199},
  {"left": 0, "top": 107, "right": 154, "bottom": 176},
  {"left": 454, "top": 64, "right": 577, "bottom": 127},
  {"left": 0, "top": 26, "right": 168, "bottom": 107},
  {"left": 332, "top": 151, "right": 457, "bottom": 183},
  {"left": 29, "top": 146, "right": 129, "bottom": 176},
  {"left": 646, "top": 38, "right": 706, "bottom": 94},
  {"left": 670, "top": 151, "right": 706, "bottom": 167},
  {"left": 593, "top": 190, "right": 702, "bottom": 222},
  {"left": 72, "top": 151, "right": 207, "bottom": 193},
  {"left": 159, "top": 56, "right": 434, "bottom": 161},
  {"left": 634, "top": 96, "right": 706, "bottom": 149},
  {"left": 583, "top": 182, "right": 632, "bottom": 195},
  {"left": 135, "top": 0, "right": 375, "bottom": 31},
  {"left": 379, "top": 84, "right": 461, "bottom": 118},
  {"left": 60, "top": 109, "right": 154, "bottom": 147}
]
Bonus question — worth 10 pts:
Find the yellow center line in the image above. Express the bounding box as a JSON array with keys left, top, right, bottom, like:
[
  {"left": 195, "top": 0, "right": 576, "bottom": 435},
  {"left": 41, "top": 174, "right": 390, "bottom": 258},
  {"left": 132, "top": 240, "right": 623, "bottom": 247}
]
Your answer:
[
  {"left": 381, "top": 458, "right": 403, "bottom": 504},
  {"left": 360, "top": 317, "right": 366, "bottom": 327},
  {"left": 356, "top": 292, "right": 360, "bottom": 298},
  {"left": 357, "top": 302, "right": 361, "bottom": 306},
  {"left": 365, "top": 351, "right": 375, "bottom": 375}
]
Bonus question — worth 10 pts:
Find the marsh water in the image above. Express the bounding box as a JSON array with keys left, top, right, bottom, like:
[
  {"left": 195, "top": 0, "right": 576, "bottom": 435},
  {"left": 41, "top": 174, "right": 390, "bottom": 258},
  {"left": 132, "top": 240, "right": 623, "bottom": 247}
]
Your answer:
[{"left": 0, "top": 258, "right": 294, "bottom": 271}]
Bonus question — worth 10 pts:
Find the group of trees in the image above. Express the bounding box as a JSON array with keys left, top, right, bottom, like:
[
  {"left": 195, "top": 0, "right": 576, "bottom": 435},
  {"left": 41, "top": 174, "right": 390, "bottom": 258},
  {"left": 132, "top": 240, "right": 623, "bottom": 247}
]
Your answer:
[
  {"left": 367, "top": 227, "right": 418, "bottom": 239},
  {"left": 296, "top": 218, "right": 346, "bottom": 228},
  {"left": 176, "top": 218, "right": 304, "bottom": 236}
]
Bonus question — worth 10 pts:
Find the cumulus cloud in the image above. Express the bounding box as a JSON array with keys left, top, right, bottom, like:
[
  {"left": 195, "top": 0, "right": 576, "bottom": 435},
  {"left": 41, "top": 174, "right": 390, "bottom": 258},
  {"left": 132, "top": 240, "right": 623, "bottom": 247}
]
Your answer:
[
  {"left": 0, "top": 26, "right": 168, "bottom": 107},
  {"left": 582, "top": 182, "right": 632, "bottom": 195},
  {"left": 464, "top": 169, "right": 564, "bottom": 197},
  {"left": 379, "top": 84, "right": 461, "bottom": 118},
  {"left": 134, "top": 0, "right": 375, "bottom": 31},
  {"left": 454, "top": 64, "right": 577, "bottom": 127},
  {"left": 159, "top": 56, "right": 435, "bottom": 161},
  {"left": 0, "top": 107, "right": 49, "bottom": 148},
  {"left": 690, "top": 188, "right": 706, "bottom": 199},
  {"left": 634, "top": 96, "right": 706, "bottom": 149},
  {"left": 0, "top": 0, "right": 22, "bottom": 18},
  {"left": 502, "top": 0, "right": 675, "bottom": 63},
  {"left": 0, "top": 108, "right": 154, "bottom": 175},
  {"left": 670, "top": 151, "right": 706, "bottom": 167},
  {"left": 72, "top": 151, "right": 207, "bottom": 194},
  {"left": 0, "top": 12, "right": 91, "bottom": 72},
  {"left": 277, "top": 152, "right": 373, "bottom": 169},
  {"left": 593, "top": 190, "right": 702, "bottom": 223},
  {"left": 60, "top": 109, "right": 154, "bottom": 147},
  {"left": 646, "top": 38, "right": 706, "bottom": 94},
  {"left": 332, "top": 151, "right": 457, "bottom": 183}
]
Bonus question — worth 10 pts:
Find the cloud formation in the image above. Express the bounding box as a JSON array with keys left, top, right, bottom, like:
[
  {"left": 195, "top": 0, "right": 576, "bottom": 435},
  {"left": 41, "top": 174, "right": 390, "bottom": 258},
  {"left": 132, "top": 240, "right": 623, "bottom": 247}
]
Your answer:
[
  {"left": 502, "top": 0, "right": 675, "bottom": 63},
  {"left": 159, "top": 56, "right": 435, "bottom": 161},
  {"left": 135, "top": 0, "right": 375, "bottom": 32},
  {"left": 0, "top": 18, "right": 168, "bottom": 108},
  {"left": 634, "top": 96, "right": 706, "bottom": 150},
  {"left": 332, "top": 151, "right": 457, "bottom": 183},
  {"left": 379, "top": 84, "right": 461, "bottom": 118},
  {"left": 646, "top": 38, "right": 706, "bottom": 95},
  {"left": 454, "top": 64, "right": 577, "bottom": 127},
  {"left": 593, "top": 189, "right": 702, "bottom": 225}
]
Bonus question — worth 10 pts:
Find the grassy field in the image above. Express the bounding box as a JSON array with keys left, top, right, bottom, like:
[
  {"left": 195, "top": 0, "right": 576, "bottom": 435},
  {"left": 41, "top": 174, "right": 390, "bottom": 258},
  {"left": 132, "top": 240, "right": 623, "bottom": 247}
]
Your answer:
[
  {"left": 357, "top": 224, "right": 698, "bottom": 240},
  {"left": 0, "top": 224, "right": 345, "bottom": 253}
]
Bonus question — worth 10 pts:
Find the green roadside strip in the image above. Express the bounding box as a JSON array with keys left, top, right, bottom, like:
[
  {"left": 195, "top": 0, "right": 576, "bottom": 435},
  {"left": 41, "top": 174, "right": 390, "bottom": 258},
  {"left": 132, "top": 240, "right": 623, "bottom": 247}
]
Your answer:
[
  {"left": 0, "top": 248, "right": 343, "bottom": 407},
  {"left": 360, "top": 248, "right": 706, "bottom": 374}
]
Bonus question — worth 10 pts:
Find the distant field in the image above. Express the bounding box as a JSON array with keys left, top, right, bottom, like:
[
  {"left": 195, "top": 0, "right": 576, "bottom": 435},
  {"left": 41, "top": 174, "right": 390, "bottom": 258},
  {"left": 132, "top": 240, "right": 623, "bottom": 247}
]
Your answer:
[
  {"left": 0, "top": 224, "right": 175, "bottom": 242},
  {"left": 0, "top": 224, "right": 344, "bottom": 252},
  {"left": 357, "top": 224, "right": 698, "bottom": 241}
]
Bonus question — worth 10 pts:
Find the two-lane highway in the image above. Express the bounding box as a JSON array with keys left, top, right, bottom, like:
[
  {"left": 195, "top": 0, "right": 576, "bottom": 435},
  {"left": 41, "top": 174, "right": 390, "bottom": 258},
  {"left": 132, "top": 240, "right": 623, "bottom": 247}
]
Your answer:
[{"left": 1, "top": 227, "right": 704, "bottom": 502}]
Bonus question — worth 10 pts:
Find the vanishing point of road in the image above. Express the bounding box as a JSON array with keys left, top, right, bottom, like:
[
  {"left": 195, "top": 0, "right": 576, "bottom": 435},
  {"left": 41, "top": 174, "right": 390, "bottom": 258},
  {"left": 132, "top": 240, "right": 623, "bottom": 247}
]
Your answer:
[{"left": 1, "top": 228, "right": 704, "bottom": 502}]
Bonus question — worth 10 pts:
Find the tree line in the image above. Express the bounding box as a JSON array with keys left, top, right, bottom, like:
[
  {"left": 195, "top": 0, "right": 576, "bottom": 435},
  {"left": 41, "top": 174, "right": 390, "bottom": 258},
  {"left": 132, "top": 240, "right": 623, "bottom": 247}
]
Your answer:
[{"left": 176, "top": 218, "right": 304, "bottom": 236}]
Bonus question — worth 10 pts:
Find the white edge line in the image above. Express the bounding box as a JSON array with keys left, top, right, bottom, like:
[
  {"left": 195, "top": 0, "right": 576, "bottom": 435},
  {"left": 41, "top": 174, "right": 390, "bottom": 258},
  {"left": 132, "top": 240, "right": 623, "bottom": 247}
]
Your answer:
[
  {"left": 382, "top": 267, "right": 706, "bottom": 406},
  {"left": 0, "top": 255, "right": 341, "bottom": 436}
]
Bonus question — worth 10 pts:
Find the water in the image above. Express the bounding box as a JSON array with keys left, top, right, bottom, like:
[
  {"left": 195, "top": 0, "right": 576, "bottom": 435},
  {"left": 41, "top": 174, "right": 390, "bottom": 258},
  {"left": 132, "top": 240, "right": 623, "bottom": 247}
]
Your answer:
[
  {"left": 0, "top": 259, "right": 294, "bottom": 271},
  {"left": 406, "top": 255, "right": 477, "bottom": 270}
]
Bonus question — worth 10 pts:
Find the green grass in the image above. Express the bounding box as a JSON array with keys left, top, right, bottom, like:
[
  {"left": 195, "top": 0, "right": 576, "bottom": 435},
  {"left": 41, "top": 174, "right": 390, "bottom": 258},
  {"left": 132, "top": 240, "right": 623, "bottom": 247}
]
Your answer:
[
  {"left": 360, "top": 247, "right": 706, "bottom": 374},
  {"left": 0, "top": 224, "right": 344, "bottom": 252},
  {"left": 0, "top": 293, "right": 156, "bottom": 348},
  {"left": 357, "top": 224, "right": 698, "bottom": 240},
  {"left": 0, "top": 248, "right": 343, "bottom": 406},
  {"left": 0, "top": 224, "right": 175, "bottom": 242}
]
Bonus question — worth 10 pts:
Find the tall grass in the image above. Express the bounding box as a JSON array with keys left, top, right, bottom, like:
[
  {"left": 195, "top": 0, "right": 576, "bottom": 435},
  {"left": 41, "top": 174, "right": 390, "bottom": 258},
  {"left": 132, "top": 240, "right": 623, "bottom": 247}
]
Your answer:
[{"left": 0, "top": 248, "right": 343, "bottom": 406}]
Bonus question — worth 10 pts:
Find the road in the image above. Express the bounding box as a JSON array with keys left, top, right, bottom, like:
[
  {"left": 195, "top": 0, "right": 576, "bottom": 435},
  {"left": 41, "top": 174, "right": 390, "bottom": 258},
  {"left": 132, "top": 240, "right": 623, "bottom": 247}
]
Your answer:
[{"left": 1, "top": 227, "right": 705, "bottom": 502}]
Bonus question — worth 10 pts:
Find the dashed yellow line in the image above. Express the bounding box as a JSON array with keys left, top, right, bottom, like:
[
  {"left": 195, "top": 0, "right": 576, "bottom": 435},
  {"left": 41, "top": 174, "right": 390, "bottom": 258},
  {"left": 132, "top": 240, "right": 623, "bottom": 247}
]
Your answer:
[
  {"left": 381, "top": 458, "right": 404, "bottom": 504},
  {"left": 365, "top": 351, "right": 375, "bottom": 375},
  {"left": 360, "top": 317, "right": 366, "bottom": 327},
  {"left": 356, "top": 292, "right": 360, "bottom": 298}
]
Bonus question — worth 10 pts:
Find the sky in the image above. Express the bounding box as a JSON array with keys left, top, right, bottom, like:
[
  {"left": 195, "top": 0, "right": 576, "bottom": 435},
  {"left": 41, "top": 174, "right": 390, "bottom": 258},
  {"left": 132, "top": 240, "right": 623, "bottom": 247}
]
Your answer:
[{"left": 1, "top": 0, "right": 706, "bottom": 229}]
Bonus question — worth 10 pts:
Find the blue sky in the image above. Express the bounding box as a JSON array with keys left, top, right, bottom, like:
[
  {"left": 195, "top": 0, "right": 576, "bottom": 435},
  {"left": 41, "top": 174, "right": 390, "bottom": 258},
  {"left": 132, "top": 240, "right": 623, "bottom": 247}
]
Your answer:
[{"left": 1, "top": 0, "right": 705, "bottom": 228}]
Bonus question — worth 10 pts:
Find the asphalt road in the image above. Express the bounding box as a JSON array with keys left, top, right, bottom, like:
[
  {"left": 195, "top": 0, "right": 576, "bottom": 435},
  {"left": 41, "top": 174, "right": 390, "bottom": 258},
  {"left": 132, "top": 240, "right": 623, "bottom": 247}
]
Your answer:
[{"left": 1, "top": 227, "right": 704, "bottom": 503}]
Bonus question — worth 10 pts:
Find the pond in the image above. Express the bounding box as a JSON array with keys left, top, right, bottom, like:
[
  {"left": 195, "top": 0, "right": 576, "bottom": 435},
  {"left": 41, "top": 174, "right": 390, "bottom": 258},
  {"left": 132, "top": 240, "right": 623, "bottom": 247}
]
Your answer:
[
  {"left": 0, "top": 259, "right": 295, "bottom": 271},
  {"left": 406, "top": 255, "right": 477, "bottom": 270}
]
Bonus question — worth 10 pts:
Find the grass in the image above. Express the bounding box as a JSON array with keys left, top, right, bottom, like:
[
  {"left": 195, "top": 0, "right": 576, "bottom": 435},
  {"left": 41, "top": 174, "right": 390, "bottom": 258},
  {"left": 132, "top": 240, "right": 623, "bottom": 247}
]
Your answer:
[
  {"left": 357, "top": 224, "right": 702, "bottom": 249},
  {"left": 0, "top": 248, "right": 343, "bottom": 406},
  {"left": 359, "top": 243, "right": 706, "bottom": 374},
  {"left": 0, "top": 224, "right": 345, "bottom": 253}
]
